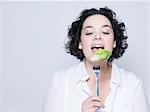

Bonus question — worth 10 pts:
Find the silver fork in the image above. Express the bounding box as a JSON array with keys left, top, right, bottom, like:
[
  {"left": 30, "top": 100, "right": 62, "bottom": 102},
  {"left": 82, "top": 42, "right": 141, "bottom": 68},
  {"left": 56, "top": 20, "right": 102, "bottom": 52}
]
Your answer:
[{"left": 93, "top": 62, "right": 100, "bottom": 96}]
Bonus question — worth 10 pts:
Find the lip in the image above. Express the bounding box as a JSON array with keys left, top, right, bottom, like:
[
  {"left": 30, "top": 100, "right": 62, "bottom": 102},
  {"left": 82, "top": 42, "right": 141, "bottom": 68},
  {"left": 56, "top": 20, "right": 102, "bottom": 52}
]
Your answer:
[
  {"left": 91, "top": 47, "right": 104, "bottom": 53},
  {"left": 91, "top": 44, "right": 104, "bottom": 53},
  {"left": 91, "top": 44, "right": 104, "bottom": 48}
]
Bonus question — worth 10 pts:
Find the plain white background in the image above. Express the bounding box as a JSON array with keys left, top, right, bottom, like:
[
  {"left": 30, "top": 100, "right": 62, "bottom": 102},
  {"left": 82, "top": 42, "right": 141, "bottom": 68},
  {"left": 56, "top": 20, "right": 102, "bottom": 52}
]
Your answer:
[{"left": 0, "top": 1, "right": 150, "bottom": 112}]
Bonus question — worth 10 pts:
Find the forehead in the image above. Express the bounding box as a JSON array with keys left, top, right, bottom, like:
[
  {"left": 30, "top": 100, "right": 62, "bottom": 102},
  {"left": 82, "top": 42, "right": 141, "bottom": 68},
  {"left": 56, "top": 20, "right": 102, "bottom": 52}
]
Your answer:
[{"left": 82, "top": 14, "right": 112, "bottom": 28}]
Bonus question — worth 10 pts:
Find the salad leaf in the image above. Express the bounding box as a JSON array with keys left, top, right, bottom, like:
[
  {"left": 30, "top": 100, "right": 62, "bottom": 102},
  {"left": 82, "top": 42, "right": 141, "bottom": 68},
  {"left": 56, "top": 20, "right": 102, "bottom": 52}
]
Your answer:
[{"left": 91, "top": 49, "right": 112, "bottom": 62}]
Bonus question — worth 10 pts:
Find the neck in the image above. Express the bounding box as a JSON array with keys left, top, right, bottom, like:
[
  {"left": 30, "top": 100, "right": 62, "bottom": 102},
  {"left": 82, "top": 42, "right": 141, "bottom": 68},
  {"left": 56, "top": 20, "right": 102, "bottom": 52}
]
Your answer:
[{"left": 84, "top": 59, "right": 112, "bottom": 79}]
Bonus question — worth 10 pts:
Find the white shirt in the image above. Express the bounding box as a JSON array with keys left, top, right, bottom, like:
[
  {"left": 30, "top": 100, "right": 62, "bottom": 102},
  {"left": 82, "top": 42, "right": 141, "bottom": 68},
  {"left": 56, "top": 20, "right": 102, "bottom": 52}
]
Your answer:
[{"left": 43, "top": 61, "right": 149, "bottom": 112}]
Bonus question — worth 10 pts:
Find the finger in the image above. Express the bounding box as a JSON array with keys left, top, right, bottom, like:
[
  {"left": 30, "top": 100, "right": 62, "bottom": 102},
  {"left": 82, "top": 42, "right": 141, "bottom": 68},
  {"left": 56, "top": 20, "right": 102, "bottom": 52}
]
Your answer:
[
  {"left": 89, "top": 105, "right": 105, "bottom": 112},
  {"left": 89, "top": 107, "right": 99, "bottom": 112},
  {"left": 89, "top": 100, "right": 104, "bottom": 108},
  {"left": 82, "top": 96, "right": 105, "bottom": 111},
  {"left": 87, "top": 96, "right": 104, "bottom": 102},
  {"left": 92, "top": 103, "right": 105, "bottom": 108},
  {"left": 83, "top": 96, "right": 104, "bottom": 108},
  {"left": 92, "top": 96, "right": 105, "bottom": 101}
]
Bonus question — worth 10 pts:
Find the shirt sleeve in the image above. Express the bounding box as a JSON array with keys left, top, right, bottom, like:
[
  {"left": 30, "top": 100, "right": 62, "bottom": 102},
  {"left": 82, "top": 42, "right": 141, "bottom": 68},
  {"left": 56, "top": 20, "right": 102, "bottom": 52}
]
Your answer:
[
  {"left": 43, "top": 73, "right": 62, "bottom": 112},
  {"left": 134, "top": 79, "right": 149, "bottom": 112}
]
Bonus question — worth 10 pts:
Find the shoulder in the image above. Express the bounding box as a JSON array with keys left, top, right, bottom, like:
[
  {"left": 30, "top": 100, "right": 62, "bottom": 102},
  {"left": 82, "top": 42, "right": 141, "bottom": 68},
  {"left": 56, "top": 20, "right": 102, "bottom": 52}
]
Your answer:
[
  {"left": 113, "top": 63, "right": 142, "bottom": 88},
  {"left": 121, "top": 69, "right": 141, "bottom": 84},
  {"left": 112, "top": 63, "right": 148, "bottom": 111},
  {"left": 50, "top": 62, "right": 82, "bottom": 82}
]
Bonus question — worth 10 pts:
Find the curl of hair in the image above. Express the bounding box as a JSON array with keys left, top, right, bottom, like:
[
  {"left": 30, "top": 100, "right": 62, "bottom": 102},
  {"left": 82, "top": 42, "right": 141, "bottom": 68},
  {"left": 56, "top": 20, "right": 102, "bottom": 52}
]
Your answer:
[{"left": 65, "top": 7, "right": 128, "bottom": 62}]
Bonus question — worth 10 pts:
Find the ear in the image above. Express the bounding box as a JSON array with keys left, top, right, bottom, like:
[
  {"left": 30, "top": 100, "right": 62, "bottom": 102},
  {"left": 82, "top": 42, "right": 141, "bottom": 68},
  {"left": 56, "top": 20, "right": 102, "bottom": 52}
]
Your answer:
[
  {"left": 113, "top": 41, "right": 116, "bottom": 48},
  {"left": 78, "top": 42, "right": 82, "bottom": 49}
]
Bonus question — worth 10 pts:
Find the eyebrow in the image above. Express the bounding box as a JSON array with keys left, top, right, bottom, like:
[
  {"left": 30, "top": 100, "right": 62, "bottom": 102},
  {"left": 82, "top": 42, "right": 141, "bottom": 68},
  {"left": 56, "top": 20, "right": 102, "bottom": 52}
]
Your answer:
[
  {"left": 102, "top": 25, "right": 112, "bottom": 29},
  {"left": 83, "top": 24, "right": 112, "bottom": 30},
  {"left": 83, "top": 26, "right": 93, "bottom": 29}
]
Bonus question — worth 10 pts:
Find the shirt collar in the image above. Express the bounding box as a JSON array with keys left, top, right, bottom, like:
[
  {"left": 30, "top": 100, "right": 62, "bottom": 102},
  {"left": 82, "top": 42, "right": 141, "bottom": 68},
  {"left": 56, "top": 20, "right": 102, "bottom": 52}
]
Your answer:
[
  {"left": 110, "top": 63, "right": 121, "bottom": 86},
  {"left": 75, "top": 61, "right": 121, "bottom": 86},
  {"left": 75, "top": 61, "right": 89, "bottom": 83}
]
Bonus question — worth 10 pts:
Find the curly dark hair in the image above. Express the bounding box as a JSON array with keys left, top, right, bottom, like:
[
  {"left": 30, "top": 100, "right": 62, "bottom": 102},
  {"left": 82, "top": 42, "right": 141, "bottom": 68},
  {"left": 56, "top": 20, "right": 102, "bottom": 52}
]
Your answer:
[{"left": 65, "top": 7, "right": 128, "bottom": 62}]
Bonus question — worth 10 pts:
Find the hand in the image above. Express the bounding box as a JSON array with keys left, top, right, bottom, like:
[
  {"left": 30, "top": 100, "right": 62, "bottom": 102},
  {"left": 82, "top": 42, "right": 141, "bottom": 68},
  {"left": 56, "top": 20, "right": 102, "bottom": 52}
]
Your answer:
[{"left": 82, "top": 96, "right": 105, "bottom": 112}]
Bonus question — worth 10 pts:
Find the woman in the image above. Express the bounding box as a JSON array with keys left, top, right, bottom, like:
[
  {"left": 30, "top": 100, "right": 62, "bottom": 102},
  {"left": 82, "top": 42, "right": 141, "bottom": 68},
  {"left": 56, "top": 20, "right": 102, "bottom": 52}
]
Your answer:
[{"left": 43, "top": 7, "right": 149, "bottom": 112}]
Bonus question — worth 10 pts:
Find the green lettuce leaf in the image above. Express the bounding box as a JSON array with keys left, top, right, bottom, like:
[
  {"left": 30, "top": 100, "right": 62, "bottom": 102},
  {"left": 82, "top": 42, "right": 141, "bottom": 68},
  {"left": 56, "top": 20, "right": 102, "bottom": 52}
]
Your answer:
[{"left": 91, "top": 49, "right": 112, "bottom": 61}]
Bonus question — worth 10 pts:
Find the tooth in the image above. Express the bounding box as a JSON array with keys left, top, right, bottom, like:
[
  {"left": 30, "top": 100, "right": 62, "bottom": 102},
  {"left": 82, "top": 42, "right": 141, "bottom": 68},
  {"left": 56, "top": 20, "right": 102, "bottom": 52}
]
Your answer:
[{"left": 93, "top": 45, "right": 100, "bottom": 47}]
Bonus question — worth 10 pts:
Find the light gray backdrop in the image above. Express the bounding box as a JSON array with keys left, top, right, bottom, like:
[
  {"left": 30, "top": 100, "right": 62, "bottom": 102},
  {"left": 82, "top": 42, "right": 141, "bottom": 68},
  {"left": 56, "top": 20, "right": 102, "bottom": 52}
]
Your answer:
[{"left": 0, "top": 1, "right": 150, "bottom": 112}]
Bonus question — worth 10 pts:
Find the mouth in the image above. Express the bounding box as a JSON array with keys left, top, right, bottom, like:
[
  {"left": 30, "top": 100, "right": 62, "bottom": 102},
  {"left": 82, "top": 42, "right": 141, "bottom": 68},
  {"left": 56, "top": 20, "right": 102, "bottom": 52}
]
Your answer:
[{"left": 91, "top": 46, "right": 104, "bottom": 52}]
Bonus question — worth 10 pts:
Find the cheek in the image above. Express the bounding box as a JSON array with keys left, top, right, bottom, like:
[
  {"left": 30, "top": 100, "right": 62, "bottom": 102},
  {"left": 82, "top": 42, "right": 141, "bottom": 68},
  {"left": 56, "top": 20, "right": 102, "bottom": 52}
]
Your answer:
[
  {"left": 103, "top": 38, "right": 115, "bottom": 51},
  {"left": 81, "top": 36, "right": 92, "bottom": 47},
  {"left": 82, "top": 41, "right": 91, "bottom": 50}
]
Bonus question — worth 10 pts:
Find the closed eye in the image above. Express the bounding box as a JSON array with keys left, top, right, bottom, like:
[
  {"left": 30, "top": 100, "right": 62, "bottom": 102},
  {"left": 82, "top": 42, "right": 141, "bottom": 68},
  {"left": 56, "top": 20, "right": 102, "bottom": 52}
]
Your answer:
[
  {"left": 102, "top": 32, "right": 109, "bottom": 35},
  {"left": 85, "top": 32, "right": 93, "bottom": 35}
]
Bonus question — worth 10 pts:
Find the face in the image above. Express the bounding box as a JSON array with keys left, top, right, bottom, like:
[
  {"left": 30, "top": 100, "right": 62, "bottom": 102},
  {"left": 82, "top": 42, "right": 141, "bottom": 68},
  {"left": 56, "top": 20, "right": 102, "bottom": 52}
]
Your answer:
[{"left": 79, "top": 14, "right": 116, "bottom": 62}]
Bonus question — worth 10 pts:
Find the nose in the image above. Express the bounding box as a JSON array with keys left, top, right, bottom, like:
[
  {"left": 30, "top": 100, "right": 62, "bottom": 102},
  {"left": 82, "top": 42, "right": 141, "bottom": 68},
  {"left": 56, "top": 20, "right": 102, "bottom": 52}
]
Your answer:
[{"left": 94, "top": 34, "right": 102, "bottom": 40}]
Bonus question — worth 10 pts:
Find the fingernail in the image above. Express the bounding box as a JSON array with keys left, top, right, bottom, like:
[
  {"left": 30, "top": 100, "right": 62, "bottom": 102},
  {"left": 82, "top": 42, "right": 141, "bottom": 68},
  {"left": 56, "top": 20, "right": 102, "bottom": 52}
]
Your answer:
[{"left": 101, "top": 104, "right": 105, "bottom": 108}]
